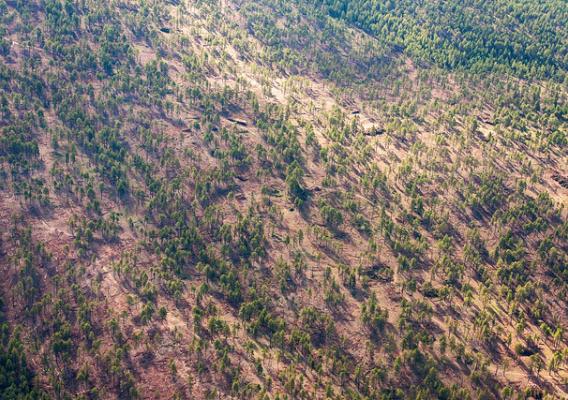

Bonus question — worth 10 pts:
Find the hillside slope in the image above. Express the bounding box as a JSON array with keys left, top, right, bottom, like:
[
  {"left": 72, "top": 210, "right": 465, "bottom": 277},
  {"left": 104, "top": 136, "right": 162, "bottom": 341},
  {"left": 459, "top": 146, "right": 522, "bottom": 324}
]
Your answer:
[{"left": 0, "top": 0, "right": 567, "bottom": 399}]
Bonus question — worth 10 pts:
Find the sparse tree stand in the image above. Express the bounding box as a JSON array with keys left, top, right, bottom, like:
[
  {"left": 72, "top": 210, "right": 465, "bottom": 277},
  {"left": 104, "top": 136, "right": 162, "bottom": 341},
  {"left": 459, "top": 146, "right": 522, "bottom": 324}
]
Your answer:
[{"left": 0, "top": 0, "right": 566, "bottom": 398}]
